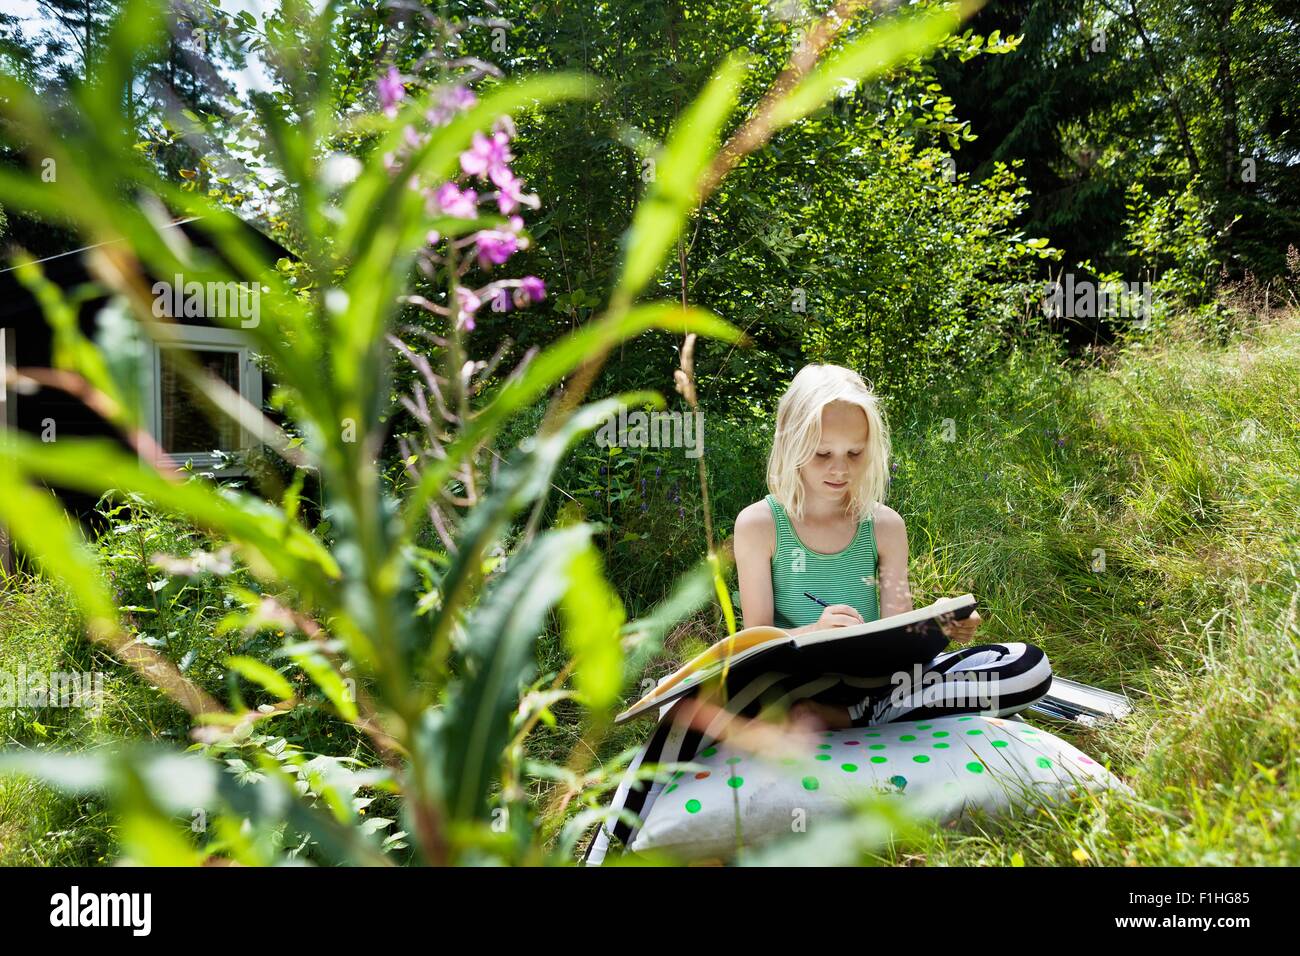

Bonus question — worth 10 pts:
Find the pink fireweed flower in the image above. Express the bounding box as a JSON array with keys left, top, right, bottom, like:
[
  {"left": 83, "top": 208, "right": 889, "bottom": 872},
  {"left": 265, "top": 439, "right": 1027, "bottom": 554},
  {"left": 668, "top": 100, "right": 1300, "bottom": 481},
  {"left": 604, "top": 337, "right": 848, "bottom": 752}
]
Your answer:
[
  {"left": 446, "top": 85, "right": 478, "bottom": 111},
  {"left": 519, "top": 276, "right": 546, "bottom": 303},
  {"left": 432, "top": 182, "right": 478, "bottom": 219},
  {"left": 378, "top": 66, "right": 405, "bottom": 118},
  {"left": 427, "top": 85, "right": 478, "bottom": 126},
  {"left": 456, "top": 286, "right": 482, "bottom": 330},
  {"left": 460, "top": 130, "right": 513, "bottom": 181},
  {"left": 473, "top": 229, "right": 520, "bottom": 268},
  {"left": 491, "top": 167, "right": 539, "bottom": 215}
]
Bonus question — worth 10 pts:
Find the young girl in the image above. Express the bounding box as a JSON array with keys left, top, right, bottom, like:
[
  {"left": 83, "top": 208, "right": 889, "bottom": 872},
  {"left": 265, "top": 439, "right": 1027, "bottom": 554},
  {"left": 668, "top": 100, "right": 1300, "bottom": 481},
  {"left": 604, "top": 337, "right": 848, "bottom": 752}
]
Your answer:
[
  {"left": 732, "top": 363, "right": 1053, "bottom": 729},
  {"left": 583, "top": 364, "right": 1052, "bottom": 863}
]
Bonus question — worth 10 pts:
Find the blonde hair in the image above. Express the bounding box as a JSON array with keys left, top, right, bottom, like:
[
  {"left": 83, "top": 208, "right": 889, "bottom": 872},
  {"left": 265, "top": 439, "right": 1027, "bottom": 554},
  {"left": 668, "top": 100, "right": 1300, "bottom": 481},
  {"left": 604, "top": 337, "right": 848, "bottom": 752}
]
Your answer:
[{"left": 766, "top": 364, "right": 891, "bottom": 523}]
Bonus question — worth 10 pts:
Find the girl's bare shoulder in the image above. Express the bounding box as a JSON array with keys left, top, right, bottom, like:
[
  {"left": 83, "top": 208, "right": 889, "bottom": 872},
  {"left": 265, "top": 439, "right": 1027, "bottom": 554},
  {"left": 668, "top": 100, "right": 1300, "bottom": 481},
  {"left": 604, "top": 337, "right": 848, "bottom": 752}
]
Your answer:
[
  {"left": 734, "top": 499, "right": 777, "bottom": 555},
  {"left": 870, "top": 502, "right": 905, "bottom": 532},
  {"left": 870, "top": 503, "right": 907, "bottom": 550}
]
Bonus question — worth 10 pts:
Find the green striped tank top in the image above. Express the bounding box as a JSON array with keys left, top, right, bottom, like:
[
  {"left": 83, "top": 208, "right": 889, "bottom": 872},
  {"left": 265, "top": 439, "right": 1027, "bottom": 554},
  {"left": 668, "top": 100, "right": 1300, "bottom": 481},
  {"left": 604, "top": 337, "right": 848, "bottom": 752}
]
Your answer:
[{"left": 766, "top": 493, "right": 880, "bottom": 630}]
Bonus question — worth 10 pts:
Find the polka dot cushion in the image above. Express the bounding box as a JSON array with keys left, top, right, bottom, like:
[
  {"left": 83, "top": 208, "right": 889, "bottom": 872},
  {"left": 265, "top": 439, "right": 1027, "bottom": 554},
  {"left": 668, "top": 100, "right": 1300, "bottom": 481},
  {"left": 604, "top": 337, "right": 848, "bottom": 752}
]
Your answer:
[{"left": 630, "top": 715, "right": 1128, "bottom": 861}]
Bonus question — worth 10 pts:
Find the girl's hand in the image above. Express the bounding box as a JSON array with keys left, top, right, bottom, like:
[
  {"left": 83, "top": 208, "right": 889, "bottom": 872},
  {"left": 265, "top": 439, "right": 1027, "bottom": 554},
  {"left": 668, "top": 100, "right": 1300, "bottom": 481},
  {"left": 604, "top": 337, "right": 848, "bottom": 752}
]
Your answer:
[
  {"left": 939, "top": 609, "right": 981, "bottom": 644},
  {"left": 787, "top": 699, "right": 853, "bottom": 731},
  {"left": 816, "top": 603, "right": 864, "bottom": 629}
]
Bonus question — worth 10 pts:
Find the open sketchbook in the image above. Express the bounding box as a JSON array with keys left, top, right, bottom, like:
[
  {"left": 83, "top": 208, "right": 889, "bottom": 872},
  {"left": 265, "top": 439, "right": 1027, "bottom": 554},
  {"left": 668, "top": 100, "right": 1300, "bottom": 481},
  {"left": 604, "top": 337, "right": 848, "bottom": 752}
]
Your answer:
[{"left": 615, "top": 594, "right": 977, "bottom": 724}]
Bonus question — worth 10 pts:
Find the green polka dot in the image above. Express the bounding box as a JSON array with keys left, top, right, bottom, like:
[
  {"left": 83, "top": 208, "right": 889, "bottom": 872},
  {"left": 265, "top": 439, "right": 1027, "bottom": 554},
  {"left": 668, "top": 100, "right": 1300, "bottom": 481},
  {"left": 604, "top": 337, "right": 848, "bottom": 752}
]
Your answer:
[
  {"left": 818, "top": 743, "right": 832, "bottom": 750},
  {"left": 671, "top": 771, "right": 684, "bottom": 780},
  {"left": 917, "top": 724, "right": 931, "bottom": 730},
  {"left": 912, "top": 754, "right": 930, "bottom": 764},
  {"left": 1036, "top": 757, "right": 1053, "bottom": 769},
  {"left": 870, "top": 756, "right": 888, "bottom": 764},
  {"left": 890, "top": 775, "right": 907, "bottom": 790},
  {"left": 866, "top": 733, "right": 881, "bottom": 737},
  {"left": 780, "top": 757, "right": 798, "bottom": 765},
  {"left": 933, "top": 742, "right": 949, "bottom": 749},
  {"left": 699, "top": 747, "right": 717, "bottom": 757},
  {"left": 802, "top": 776, "right": 819, "bottom": 791},
  {"left": 685, "top": 799, "right": 702, "bottom": 813},
  {"left": 665, "top": 784, "right": 677, "bottom": 793},
  {"left": 900, "top": 734, "right": 917, "bottom": 742},
  {"left": 726, "top": 756, "right": 742, "bottom": 764},
  {"left": 822, "top": 731, "right": 834, "bottom": 737},
  {"left": 869, "top": 744, "right": 886, "bottom": 750},
  {"left": 727, "top": 776, "right": 745, "bottom": 789},
  {"left": 966, "top": 762, "right": 985, "bottom": 774},
  {"left": 958, "top": 716, "right": 973, "bottom": 721},
  {"left": 932, "top": 731, "right": 949, "bottom": 738},
  {"left": 992, "top": 740, "right": 1008, "bottom": 748},
  {"left": 966, "top": 729, "right": 983, "bottom": 735},
  {"left": 815, "top": 754, "right": 831, "bottom": 761},
  {"left": 841, "top": 763, "right": 858, "bottom": 773}
]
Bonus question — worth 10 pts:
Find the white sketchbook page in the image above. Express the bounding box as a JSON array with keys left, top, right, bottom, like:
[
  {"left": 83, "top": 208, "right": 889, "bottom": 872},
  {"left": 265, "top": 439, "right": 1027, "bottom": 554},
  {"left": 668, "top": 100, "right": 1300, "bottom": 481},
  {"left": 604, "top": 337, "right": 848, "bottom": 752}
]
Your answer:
[
  {"left": 617, "top": 594, "right": 974, "bottom": 723},
  {"left": 791, "top": 594, "right": 975, "bottom": 648},
  {"left": 619, "top": 633, "right": 797, "bottom": 721}
]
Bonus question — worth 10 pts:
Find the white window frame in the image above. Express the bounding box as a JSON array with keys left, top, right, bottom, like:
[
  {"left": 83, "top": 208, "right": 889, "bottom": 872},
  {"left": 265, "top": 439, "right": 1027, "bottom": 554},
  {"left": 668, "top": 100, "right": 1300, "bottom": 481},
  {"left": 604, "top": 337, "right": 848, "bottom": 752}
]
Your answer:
[
  {"left": 140, "top": 324, "right": 262, "bottom": 476},
  {"left": 0, "top": 327, "right": 14, "bottom": 433}
]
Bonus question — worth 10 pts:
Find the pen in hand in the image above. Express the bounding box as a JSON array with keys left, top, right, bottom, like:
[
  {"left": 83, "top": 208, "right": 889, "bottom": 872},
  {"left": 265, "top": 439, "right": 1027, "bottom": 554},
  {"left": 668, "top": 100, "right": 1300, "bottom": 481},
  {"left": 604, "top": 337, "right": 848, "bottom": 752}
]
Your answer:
[{"left": 804, "top": 592, "right": 864, "bottom": 626}]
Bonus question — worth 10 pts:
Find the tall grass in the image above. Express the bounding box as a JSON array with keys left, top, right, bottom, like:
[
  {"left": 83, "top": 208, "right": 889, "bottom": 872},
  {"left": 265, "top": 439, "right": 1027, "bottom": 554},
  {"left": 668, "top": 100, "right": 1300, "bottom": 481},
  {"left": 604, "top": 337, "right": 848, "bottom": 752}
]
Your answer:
[{"left": 543, "top": 307, "right": 1299, "bottom": 863}]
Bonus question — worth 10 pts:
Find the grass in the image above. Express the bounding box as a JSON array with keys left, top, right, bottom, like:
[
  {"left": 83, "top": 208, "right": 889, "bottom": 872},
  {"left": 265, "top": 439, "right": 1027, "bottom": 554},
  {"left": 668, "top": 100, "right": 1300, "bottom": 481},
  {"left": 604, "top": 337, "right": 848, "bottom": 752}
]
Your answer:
[
  {"left": 3, "top": 306, "right": 1297, "bottom": 865},
  {"left": 0, "top": 577, "right": 135, "bottom": 864},
  {"left": 549, "top": 305, "right": 1300, "bottom": 865}
]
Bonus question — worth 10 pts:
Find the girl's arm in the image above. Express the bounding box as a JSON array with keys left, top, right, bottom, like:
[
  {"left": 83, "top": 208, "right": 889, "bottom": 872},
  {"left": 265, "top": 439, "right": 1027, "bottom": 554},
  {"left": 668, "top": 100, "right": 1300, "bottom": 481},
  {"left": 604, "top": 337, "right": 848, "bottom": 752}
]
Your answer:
[
  {"left": 733, "top": 504, "right": 776, "bottom": 630},
  {"left": 873, "top": 504, "right": 914, "bottom": 617}
]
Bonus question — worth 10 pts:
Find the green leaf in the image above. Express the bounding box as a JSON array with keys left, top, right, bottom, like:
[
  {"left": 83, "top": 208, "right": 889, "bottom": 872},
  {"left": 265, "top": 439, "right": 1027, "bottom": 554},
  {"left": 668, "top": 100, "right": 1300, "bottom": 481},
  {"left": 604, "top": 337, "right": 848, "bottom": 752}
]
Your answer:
[
  {"left": 423, "top": 524, "right": 598, "bottom": 824},
  {"left": 616, "top": 53, "right": 749, "bottom": 302},
  {"left": 560, "top": 546, "right": 626, "bottom": 711},
  {"left": 418, "top": 392, "right": 663, "bottom": 679},
  {"left": 4, "top": 435, "right": 342, "bottom": 600},
  {"left": 0, "top": 467, "right": 119, "bottom": 638},
  {"left": 224, "top": 656, "right": 295, "bottom": 701},
  {"left": 620, "top": 555, "right": 718, "bottom": 683},
  {"left": 117, "top": 809, "right": 207, "bottom": 866},
  {"left": 768, "top": 3, "right": 967, "bottom": 129},
  {"left": 285, "top": 648, "right": 359, "bottom": 723}
]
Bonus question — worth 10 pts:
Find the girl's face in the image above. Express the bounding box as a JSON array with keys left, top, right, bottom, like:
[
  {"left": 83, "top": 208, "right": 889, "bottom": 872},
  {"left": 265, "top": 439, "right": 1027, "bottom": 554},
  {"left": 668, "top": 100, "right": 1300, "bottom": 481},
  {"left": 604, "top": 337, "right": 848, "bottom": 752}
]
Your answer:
[{"left": 800, "top": 401, "right": 869, "bottom": 504}]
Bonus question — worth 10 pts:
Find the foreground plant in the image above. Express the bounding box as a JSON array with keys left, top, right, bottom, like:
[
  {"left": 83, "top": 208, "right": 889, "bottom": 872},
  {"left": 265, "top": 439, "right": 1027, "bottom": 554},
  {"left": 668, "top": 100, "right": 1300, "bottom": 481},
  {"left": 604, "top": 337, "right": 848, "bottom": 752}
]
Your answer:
[{"left": 0, "top": 0, "right": 971, "bottom": 864}]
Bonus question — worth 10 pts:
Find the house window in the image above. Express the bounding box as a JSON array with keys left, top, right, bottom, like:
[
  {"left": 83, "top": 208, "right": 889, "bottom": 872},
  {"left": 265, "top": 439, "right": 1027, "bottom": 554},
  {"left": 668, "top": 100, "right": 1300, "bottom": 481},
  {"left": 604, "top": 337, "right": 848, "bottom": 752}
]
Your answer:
[{"left": 142, "top": 325, "right": 261, "bottom": 473}]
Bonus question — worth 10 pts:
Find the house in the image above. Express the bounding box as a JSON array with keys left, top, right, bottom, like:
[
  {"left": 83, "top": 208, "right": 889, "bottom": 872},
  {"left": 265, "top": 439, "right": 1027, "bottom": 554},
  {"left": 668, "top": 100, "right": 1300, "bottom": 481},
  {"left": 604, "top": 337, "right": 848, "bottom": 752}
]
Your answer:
[{"left": 0, "top": 216, "right": 292, "bottom": 568}]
